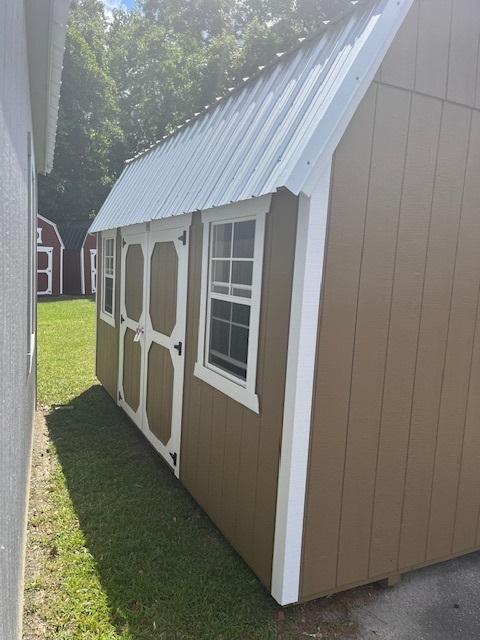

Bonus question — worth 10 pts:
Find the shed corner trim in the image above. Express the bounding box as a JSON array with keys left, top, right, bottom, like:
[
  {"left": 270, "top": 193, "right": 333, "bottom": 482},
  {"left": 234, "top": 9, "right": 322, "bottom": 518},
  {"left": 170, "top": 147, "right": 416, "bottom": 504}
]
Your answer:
[{"left": 271, "top": 161, "right": 332, "bottom": 606}]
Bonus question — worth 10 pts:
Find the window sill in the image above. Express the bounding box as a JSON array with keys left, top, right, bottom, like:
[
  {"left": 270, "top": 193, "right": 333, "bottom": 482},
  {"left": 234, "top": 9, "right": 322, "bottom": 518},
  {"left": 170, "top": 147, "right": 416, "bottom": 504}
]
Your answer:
[
  {"left": 193, "top": 362, "right": 259, "bottom": 413},
  {"left": 100, "top": 311, "right": 115, "bottom": 328}
]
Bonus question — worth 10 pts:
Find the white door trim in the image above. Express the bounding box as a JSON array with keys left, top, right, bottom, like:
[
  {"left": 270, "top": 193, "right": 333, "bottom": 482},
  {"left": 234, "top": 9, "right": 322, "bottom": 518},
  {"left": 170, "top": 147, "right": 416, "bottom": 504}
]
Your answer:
[
  {"left": 271, "top": 161, "right": 332, "bottom": 605},
  {"left": 37, "top": 246, "right": 53, "bottom": 295},
  {"left": 90, "top": 248, "right": 97, "bottom": 294},
  {"left": 141, "top": 216, "right": 191, "bottom": 477},
  {"left": 117, "top": 225, "right": 149, "bottom": 428},
  {"left": 80, "top": 247, "right": 85, "bottom": 295}
]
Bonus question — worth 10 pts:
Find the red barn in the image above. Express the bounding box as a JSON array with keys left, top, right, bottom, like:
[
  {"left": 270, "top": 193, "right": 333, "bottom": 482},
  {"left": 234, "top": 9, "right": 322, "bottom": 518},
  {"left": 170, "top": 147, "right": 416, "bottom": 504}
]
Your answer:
[
  {"left": 59, "top": 224, "right": 97, "bottom": 295},
  {"left": 37, "top": 214, "right": 64, "bottom": 296}
]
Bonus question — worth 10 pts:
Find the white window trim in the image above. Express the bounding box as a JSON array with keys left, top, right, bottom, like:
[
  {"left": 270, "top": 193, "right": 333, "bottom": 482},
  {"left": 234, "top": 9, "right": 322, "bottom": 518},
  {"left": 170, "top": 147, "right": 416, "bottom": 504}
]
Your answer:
[
  {"left": 194, "top": 195, "right": 271, "bottom": 414},
  {"left": 100, "top": 230, "right": 116, "bottom": 327}
]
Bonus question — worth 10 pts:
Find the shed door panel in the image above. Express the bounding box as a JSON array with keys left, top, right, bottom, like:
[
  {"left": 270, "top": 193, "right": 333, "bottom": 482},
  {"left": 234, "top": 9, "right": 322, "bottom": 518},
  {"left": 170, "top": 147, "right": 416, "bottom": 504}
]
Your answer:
[
  {"left": 118, "top": 229, "right": 147, "bottom": 427},
  {"left": 142, "top": 223, "right": 189, "bottom": 477},
  {"left": 123, "top": 328, "right": 142, "bottom": 412}
]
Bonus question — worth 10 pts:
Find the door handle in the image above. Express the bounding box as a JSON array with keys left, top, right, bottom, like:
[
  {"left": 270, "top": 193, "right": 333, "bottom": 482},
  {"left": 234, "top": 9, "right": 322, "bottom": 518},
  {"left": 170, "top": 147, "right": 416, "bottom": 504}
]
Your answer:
[
  {"left": 173, "top": 341, "right": 182, "bottom": 356},
  {"left": 133, "top": 326, "right": 144, "bottom": 342}
]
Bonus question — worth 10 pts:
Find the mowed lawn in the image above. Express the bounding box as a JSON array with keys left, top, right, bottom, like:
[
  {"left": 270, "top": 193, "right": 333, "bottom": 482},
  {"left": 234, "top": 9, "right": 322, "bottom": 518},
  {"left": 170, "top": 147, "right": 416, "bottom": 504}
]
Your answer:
[{"left": 25, "top": 298, "right": 356, "bottom": 640}]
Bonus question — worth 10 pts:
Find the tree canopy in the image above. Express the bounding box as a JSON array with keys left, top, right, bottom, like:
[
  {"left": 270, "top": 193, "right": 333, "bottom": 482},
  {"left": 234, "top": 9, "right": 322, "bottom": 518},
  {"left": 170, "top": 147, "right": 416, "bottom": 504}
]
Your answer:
[{"left": 39, "top": 0, "right": 359, "bottom": 224}]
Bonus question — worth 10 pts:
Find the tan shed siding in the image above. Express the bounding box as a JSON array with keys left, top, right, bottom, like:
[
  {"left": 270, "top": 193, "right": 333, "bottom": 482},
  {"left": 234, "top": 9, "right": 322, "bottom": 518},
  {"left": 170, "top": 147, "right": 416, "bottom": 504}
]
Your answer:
[
  {"left": 96, "top": 229, "right": 121, "bottom": 399},
  {"left": 180, "top": 191, "right": 298, "bottom": 588},
  {"left": 379, "top": 0, "right": 480, "bottom": 110},
  {"left": 301, "top": 0, "right": 480, "bottom": 600}
]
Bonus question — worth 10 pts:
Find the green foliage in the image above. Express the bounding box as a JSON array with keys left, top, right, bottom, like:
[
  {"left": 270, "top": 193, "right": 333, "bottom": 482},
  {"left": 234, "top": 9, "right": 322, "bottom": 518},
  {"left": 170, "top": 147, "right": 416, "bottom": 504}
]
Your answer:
[
  {"left": 39, "top": 0, "right": 356, "bottom": 225},
  {"left": 39, "top": 0, "right": 123, "bottom": 224}
]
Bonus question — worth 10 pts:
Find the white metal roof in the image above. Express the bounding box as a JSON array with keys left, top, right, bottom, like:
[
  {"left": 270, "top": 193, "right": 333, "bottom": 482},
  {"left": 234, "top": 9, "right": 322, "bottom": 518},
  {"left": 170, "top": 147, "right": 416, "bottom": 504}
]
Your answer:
[{"left": 90, "top": 0, "right": 413, "bottom": 233}]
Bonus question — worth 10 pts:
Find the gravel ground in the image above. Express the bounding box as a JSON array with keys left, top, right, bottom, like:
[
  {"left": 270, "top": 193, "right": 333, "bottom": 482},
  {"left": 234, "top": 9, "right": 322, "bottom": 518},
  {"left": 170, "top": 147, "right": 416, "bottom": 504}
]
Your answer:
[{"left": 350, "top": 552, "right": 480, "bottom": 639}]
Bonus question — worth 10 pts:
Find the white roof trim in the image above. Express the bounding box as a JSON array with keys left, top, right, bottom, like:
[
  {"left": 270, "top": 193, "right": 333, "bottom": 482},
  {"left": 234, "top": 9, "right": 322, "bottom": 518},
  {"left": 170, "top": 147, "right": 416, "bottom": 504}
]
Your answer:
[
  {"left": 26, "top": 0, "right": 71, "bottom": 174},
  {"left": 290, "top": 0, "right": 415, "bottom": 197},
  {"left": 38, "top": 214, "right": 65, "bottom": 249}
]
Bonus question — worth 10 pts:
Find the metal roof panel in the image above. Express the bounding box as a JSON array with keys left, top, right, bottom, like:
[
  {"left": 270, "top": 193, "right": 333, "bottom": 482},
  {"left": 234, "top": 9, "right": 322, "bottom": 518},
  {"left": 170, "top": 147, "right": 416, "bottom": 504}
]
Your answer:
[{"left": 90, "top": 0, "right": 413, "bottom": 233}]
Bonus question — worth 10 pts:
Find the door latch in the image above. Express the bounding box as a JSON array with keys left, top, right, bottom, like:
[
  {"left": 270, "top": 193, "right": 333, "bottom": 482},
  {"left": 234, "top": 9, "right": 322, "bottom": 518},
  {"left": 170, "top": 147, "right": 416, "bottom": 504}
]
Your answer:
[{"left": 173, "top": 341, "right": 183, "bottom": 356}]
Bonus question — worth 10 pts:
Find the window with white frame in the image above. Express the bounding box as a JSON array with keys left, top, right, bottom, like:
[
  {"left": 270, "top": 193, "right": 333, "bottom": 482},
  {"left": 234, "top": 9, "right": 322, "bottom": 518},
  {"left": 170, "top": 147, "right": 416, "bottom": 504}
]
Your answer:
[
  {"left": 100, "top": 232, "right": 116, "bottom": 326},
  {"left": 194, "top": 196, "right": 270, "bottom": 413}
]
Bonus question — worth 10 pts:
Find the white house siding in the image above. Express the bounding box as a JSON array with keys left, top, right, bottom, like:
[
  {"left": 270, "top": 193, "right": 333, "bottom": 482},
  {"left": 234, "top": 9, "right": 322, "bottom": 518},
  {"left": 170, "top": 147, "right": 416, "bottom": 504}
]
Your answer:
[{"left": 0, "top": 2, "right": 36, "bottom": 638}]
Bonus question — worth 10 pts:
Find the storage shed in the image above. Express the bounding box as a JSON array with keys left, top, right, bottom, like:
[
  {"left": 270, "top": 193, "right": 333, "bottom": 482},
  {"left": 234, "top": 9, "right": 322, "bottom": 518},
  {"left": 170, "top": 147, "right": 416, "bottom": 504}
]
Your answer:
[
  {"left": 90, "top": 0, "right": 480, "bottom": 606},
  {"left": 37, "top": 214, "right": 64, "bottom": 296},
  {"left": 59, "top": 223, "right": 97, "bottom": 295}
]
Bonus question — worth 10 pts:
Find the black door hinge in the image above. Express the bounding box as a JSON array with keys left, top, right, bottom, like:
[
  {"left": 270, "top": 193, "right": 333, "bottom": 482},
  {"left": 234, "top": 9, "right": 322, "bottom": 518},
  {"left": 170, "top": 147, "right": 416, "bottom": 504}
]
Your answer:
[
  {"left": 118, "top": 391, "right": 122, "bottom": 402},
  {"left": 122, "top": 237, "right": 127, "bottom": 248},
  {"left": 120, "top": 314, "right": 125, "bottom": 324},
  {"left": 173, "top": 341, "right": 183, "bottom": 356},
  {"left": 178, "top": 230, "right": 187, "bottom": 245},
  {"left": 169, "top": 452, "right": 177, "bottom": 467}
]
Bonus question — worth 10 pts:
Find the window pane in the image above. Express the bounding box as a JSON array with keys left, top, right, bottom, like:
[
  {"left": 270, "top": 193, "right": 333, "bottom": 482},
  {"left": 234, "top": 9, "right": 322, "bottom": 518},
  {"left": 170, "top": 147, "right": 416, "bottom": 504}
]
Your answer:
[
  {"left": 232, "top": 303, "right": 250, "bottom": 326},
  {"left": 211, "top": 259, "right": 230, "bottom": 284},
  {"left": 212, "top": 223, "right": 232, "bottom": 258},
  {"left": 210, "top": 318, "right": 230, "bottom": 356},
  {"left": 232, "top": 260, "right": 253, "bottom": 286},
  {"left": 233, "top": 220, "right": 255, "bottom": 258},
  {"left": 212, "top": 284, "right": 229, "bottom": 295},
  {"left": 230, "top": 325, "right": 249, "bottom": 365},
  {"left": 211, "top": 299, "right": 231, "bottom": 321},
  {"left": 209, "top": 354, "right": 247, "bottom": 380},
  {"left": 231, "top": 287, "right": 251, "bottom": 298},
  {"left": 104, "top": 276, "right": 113, "bottom": 314}
]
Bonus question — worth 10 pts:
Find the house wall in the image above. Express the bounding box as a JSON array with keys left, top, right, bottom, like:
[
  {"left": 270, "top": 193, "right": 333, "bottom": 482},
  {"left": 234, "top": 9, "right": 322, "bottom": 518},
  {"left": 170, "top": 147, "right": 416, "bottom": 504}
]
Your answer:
[
  {"left": 0, "top": 2, "right": 36, "bottom": 637},
  {"left": 180, "top": 190, "right": 298, "bottom": 588},
  {"left": 37, "top": 217, "right": 63, "bottom": 295},
  {"left": 301, "top": 0, "right": 480, "bottom": 601},
  {"left": 96, "top": 230, "right": 121, "bottom": 399}
]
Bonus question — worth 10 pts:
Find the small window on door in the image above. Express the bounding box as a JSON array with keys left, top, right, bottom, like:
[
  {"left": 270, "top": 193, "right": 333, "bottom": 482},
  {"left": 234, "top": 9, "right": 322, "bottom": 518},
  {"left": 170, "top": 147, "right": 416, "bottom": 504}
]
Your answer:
[
  {"left": 194, "top": 196, "right": 270, "bottom": 414},
  {"left": 100, "top": 232, "right": 116, "bottom": 326}
]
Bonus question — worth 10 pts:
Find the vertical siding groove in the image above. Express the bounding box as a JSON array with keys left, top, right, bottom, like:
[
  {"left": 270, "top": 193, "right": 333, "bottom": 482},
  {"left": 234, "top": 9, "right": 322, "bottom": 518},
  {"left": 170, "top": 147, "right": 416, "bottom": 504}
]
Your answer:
[
  {"left": 395, "top": 99, "right": 444, "bottom": 569},
  {"left": 334, "top": 83, "right": 379, "bottom": 588},
  {"left": 424, "top": 108, "right": 473, "bottom": 562},
  {"left": 451, "top": 279, "right": 480, "bottom": 554},
  {"left": 443, "top": 0, "right": 456, "bottom": 103},
  {"left": 367, "top": 90, "right": 413, "bottom": 577}
]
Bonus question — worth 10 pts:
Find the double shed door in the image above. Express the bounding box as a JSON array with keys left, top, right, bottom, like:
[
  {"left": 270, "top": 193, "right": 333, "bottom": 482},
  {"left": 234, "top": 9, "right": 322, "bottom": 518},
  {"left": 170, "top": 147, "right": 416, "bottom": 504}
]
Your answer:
[{"left": 118, "top": 218, "right": 190, "bottom": 476}]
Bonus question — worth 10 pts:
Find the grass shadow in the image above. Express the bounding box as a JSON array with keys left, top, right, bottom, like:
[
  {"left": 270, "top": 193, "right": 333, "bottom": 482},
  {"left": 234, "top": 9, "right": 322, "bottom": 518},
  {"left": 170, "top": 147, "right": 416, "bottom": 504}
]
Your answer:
[{"left": 45, "top": 384, "right": 281, "bottom": 640}]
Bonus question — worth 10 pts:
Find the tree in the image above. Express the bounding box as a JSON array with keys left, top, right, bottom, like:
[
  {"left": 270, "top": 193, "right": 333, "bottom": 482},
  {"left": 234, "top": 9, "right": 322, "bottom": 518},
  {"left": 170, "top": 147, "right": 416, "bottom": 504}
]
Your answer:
[
  {"left": 40, "top": 0, "right": 363, "bottom": 224},
  {"left": 38, "top": 0, "right": 122, "bottom": 224}
]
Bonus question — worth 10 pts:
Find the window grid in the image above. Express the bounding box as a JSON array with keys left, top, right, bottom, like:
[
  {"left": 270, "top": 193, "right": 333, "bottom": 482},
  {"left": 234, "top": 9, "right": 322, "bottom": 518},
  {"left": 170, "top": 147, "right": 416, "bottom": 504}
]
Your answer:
[
  {"left": 206, "top": 219, "right": 256, "bottom": 383},
  {"left": 102, "top": 235, "right": 115, "bottom": 321}
]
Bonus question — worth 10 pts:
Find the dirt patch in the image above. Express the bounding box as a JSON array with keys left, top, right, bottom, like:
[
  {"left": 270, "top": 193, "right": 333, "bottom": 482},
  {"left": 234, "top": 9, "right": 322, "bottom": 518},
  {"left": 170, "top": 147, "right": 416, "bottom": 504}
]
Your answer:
[{"left": 23, "top": 410, "right": 55, "bottom": 640}]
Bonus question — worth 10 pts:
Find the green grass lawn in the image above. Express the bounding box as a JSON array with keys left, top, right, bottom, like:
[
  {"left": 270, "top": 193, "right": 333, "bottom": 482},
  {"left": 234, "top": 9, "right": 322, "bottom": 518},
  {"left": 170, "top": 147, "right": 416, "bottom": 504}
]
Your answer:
[{"left": 25, "top": 298, "right": 355, "bottom": 640}]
